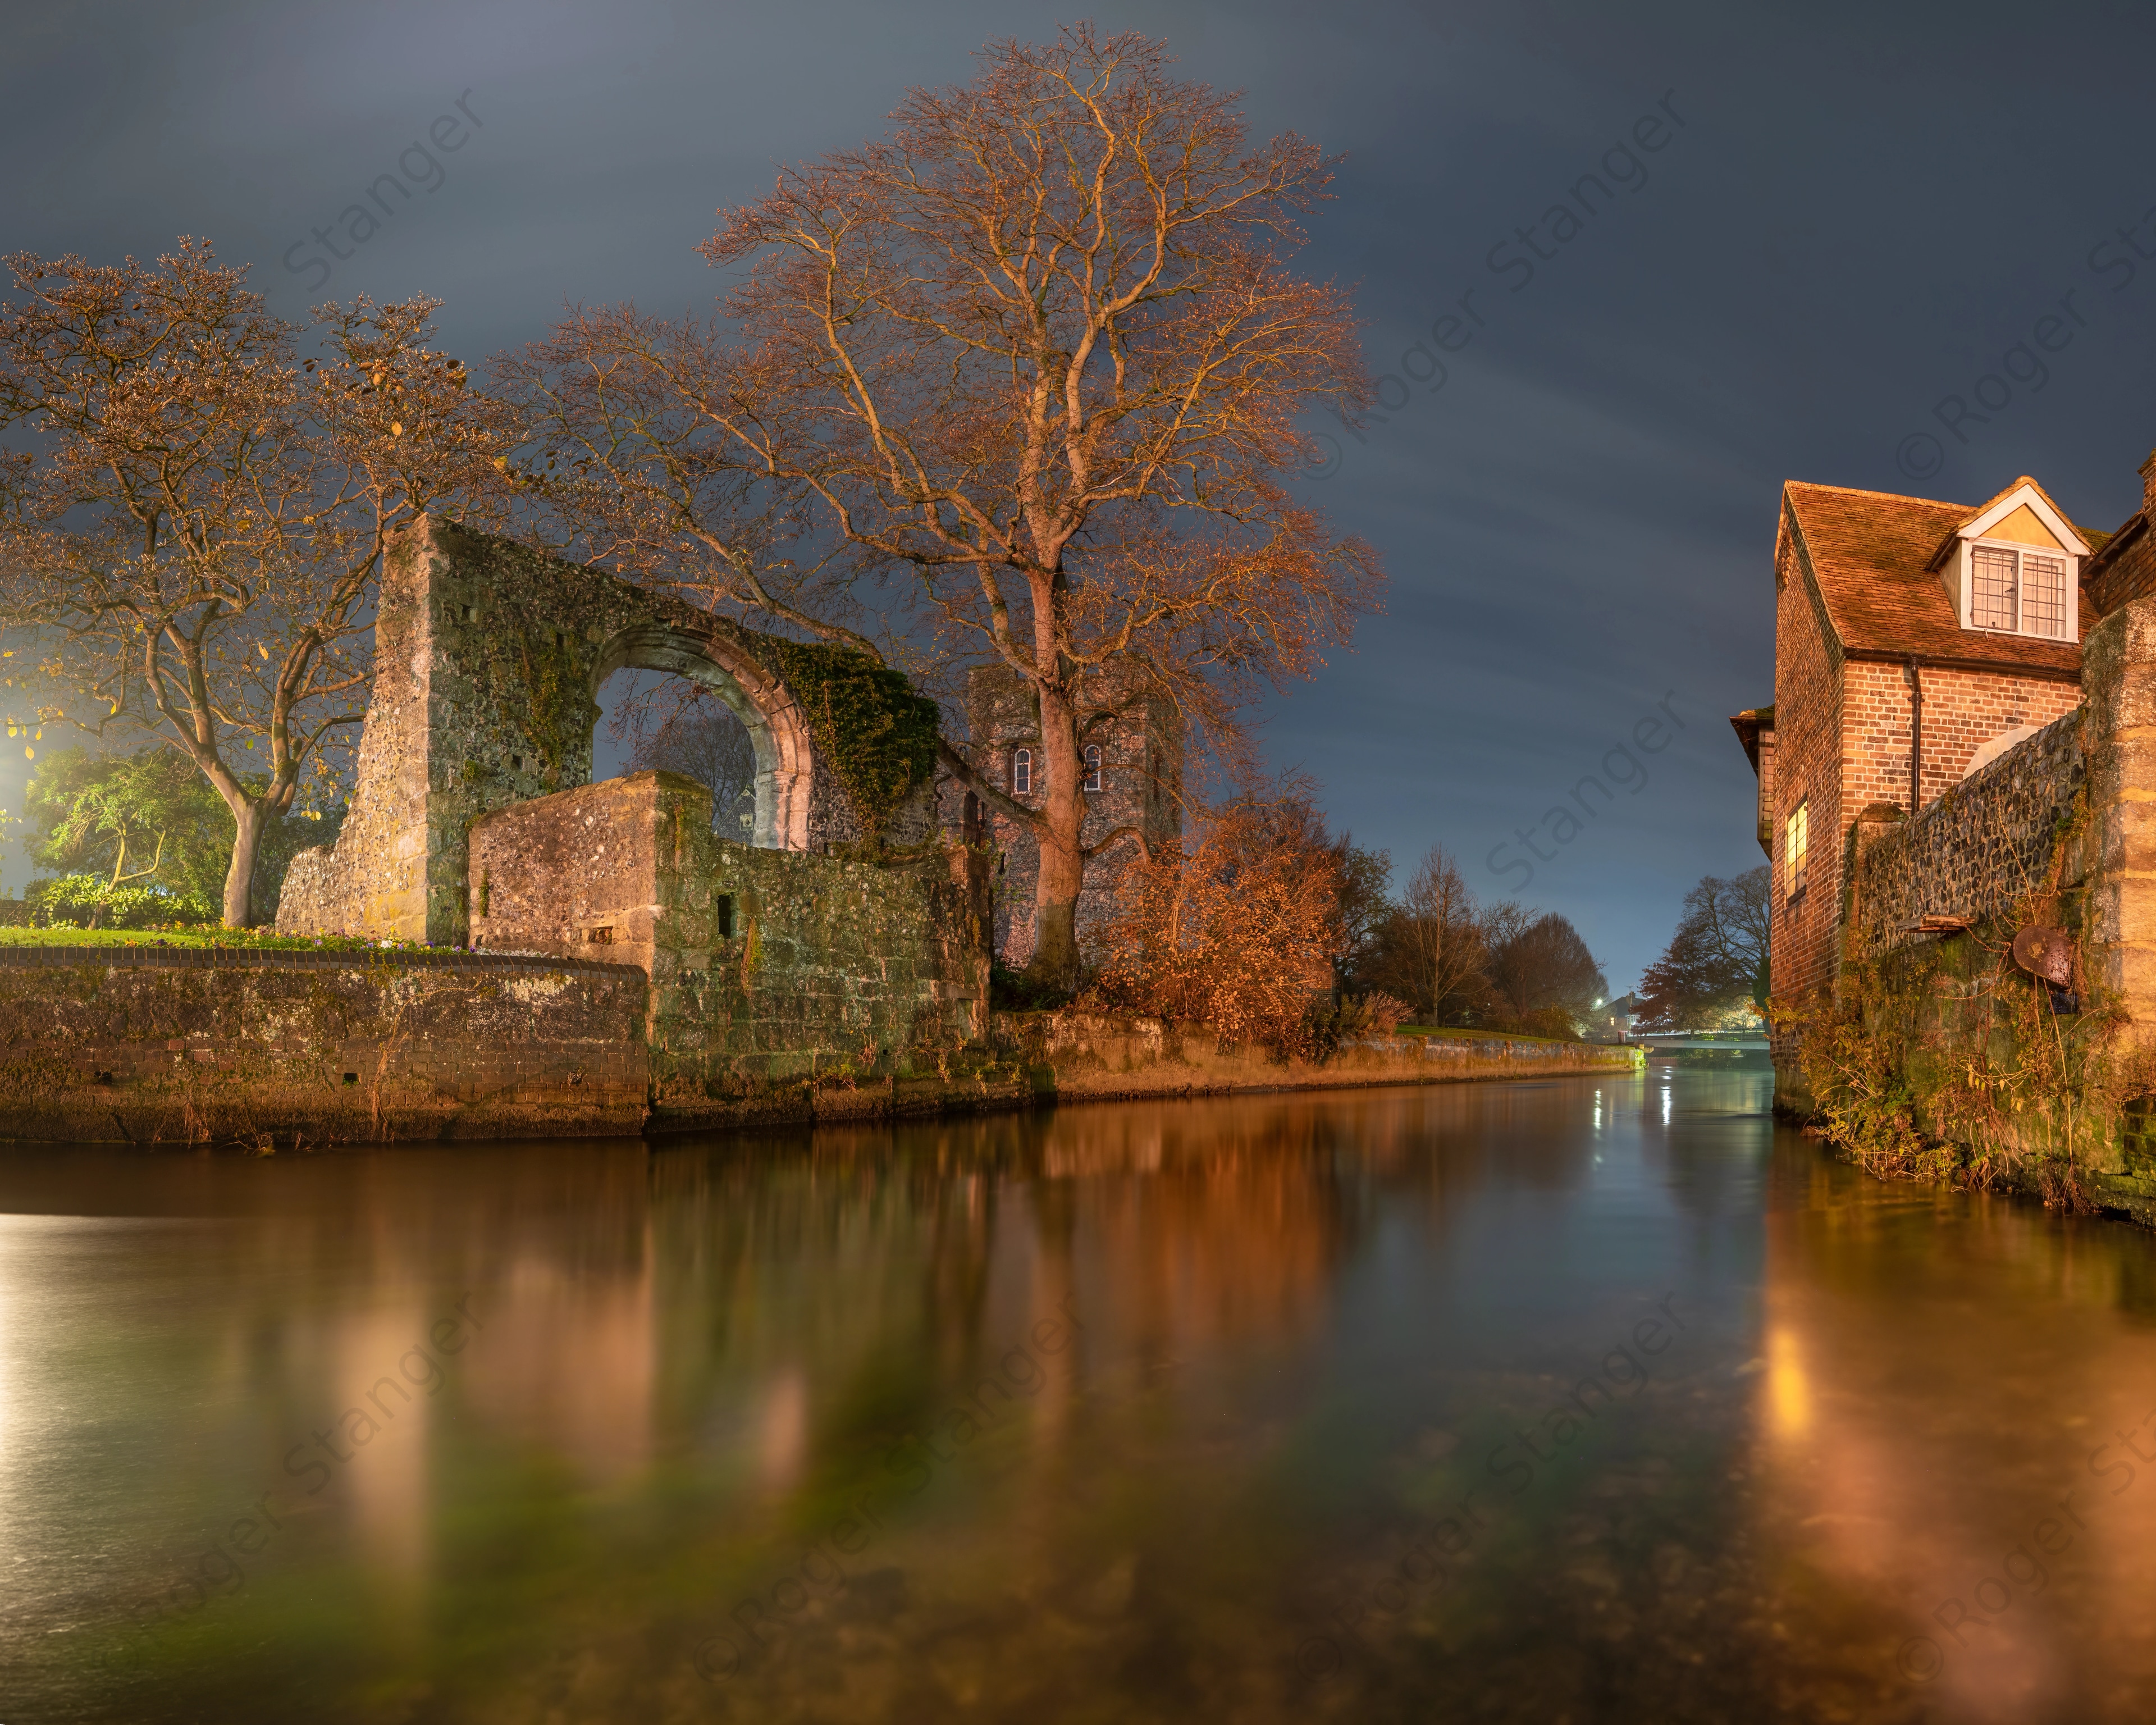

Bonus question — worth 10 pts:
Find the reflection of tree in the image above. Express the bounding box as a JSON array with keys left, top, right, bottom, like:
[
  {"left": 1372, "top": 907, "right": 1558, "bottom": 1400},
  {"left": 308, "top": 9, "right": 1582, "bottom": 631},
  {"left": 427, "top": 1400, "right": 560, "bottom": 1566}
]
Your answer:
[{"left": 1061, "top": 1106, "right": 1351, "bottom": 1354}]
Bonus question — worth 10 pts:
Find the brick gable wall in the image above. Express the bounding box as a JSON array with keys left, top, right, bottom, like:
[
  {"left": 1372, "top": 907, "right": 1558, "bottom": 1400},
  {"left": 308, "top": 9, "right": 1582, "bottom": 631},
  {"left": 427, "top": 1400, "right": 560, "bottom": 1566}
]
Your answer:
[
  {"left": 2085, "top": 519, "right": 2156, "bottom": 617},
  {"left": 1770, "top": 528, "right": 1846, "bottom": 1011}
]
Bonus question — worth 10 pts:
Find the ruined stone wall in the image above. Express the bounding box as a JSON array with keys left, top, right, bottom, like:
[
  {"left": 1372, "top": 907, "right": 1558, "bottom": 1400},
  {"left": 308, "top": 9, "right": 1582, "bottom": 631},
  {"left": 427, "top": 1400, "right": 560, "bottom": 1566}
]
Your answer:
[
  {"left": 468, "top": 772, "right": 988, "bottom": 1116},
  {"left": 1849, "top": 708, "right": 2085, "bottom": 957},
  {"left": 0, "top": 946, "right": 647, "bottom": 1144},
  {"left": 280, "top": 516, "right": 936, "bottom": 946}
]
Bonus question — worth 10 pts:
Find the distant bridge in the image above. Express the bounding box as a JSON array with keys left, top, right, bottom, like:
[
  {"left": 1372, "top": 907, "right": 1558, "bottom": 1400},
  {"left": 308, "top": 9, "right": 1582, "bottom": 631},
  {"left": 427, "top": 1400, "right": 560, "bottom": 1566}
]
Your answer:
[{"left": 1625, "top": 1029, "right": 1770, "bottom": 1052}]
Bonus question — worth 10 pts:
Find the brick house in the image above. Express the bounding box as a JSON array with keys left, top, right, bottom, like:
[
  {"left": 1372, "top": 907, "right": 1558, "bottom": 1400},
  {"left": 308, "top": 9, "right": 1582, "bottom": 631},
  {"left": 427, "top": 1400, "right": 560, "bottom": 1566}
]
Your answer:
[{"left": 1734, "top": 469, "right": 2131, "bottom": 1071}]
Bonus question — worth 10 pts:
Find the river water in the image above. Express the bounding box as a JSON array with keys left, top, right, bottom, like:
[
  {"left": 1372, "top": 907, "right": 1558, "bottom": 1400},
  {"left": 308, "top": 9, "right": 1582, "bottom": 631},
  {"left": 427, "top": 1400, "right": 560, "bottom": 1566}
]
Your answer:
[{"left": 4, "top": 1062, "right": 2156, "bottom": 1723}]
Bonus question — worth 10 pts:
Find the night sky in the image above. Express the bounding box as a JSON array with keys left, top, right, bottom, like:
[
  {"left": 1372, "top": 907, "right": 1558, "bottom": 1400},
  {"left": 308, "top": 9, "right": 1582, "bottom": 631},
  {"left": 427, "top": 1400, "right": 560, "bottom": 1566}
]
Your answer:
[{"left": 7, "top": 0, "right": 2156, "bottom": 989}]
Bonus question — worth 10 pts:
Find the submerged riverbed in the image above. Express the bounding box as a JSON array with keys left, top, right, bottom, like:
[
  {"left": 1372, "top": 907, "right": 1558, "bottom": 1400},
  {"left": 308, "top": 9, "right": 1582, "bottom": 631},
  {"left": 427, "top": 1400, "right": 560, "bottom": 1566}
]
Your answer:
[{"left": 4, "top": 1063, "right": 2155, "bottom": 1723}]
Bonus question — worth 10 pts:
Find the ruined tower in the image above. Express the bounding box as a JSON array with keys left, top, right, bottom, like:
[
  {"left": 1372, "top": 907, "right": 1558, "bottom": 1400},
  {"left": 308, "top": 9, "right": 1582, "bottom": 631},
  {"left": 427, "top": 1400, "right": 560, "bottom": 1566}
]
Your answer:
[{"left": 953, "top": 664, "right": 1184, "bottom": 969}]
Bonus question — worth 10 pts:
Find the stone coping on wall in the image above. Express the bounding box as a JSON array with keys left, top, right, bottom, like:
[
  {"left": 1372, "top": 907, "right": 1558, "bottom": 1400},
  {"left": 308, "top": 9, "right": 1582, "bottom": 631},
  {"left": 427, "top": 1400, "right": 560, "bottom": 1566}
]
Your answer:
[{"left": 0, "top": 944, "right": 640, "bottom": 975}]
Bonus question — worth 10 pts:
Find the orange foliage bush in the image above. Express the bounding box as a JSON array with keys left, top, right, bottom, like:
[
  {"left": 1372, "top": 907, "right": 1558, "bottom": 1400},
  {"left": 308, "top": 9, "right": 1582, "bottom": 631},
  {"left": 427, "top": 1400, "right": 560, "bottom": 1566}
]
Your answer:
[{"left": 1082, "top": 791, "right": 1343, "bottom": 1057}]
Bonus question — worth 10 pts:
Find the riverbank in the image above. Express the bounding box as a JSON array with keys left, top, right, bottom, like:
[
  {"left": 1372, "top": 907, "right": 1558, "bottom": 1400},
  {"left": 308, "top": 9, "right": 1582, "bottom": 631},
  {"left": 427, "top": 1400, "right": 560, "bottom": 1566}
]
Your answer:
[
  {"left": 0, "top": 943, "right": 1637, "bottom": 1147},
  {"left": 662, "top": 1014, "right": 1642, "bottom": 1134}
]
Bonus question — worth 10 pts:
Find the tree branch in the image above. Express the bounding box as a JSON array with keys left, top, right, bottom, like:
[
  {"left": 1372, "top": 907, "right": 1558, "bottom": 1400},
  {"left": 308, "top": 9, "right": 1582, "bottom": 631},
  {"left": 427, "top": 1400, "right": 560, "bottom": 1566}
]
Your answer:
[{"left": 936, "top": 737, "right": 1038, "bottom": 829}]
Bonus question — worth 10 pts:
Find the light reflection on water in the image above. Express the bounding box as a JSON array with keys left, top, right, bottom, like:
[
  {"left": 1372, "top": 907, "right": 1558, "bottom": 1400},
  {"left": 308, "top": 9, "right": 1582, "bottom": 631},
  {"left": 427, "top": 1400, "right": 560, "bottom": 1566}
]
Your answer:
[{"left": 1, "top": 1066, "right": 2154, "bottom": 1722}]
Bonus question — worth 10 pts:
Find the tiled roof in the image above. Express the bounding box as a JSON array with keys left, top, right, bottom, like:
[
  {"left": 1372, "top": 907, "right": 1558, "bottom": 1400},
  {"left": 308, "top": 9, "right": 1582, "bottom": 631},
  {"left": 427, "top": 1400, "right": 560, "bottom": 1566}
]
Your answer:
[{"left": 1783, "top": 481, "right": 2085, "bottom": 676}]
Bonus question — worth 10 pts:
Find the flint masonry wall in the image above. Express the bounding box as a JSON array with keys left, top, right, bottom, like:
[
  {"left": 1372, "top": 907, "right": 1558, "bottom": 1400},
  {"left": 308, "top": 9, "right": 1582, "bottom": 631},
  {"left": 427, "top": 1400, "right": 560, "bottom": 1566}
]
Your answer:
[
  {"left": 0, "top": 946, "right": 647, "bottom": 1144},
  {"left": 467, "top": 771, "right": 989, "bottom": 1123},
  {"left": 1846, "top": 594, "right": 2156, "bottom": 1045},
  {"left": 1849, "top": 708, "right": 2085, "bottom": 955}
]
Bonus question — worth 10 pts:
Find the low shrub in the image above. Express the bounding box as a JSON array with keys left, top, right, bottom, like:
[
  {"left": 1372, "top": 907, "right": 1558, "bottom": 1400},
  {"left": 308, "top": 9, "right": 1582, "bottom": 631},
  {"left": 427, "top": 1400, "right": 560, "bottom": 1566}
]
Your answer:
[{"left": 24, "top": 873, "right": 218, "bottom": 930}]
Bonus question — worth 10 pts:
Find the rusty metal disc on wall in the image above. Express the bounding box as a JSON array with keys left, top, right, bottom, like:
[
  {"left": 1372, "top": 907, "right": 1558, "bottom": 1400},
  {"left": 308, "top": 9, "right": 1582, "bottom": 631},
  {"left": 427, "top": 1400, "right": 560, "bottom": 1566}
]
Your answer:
[{"left": 2009, "top": 925, "right": 2074, "bottom": 987}]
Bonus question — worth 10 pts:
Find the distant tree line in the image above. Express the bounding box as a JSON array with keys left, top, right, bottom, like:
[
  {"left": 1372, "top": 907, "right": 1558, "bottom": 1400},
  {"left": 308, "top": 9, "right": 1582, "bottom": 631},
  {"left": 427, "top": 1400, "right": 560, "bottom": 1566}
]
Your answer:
[{"left": 1337, "top": 843, "right": 1610, "bottom": 1039}]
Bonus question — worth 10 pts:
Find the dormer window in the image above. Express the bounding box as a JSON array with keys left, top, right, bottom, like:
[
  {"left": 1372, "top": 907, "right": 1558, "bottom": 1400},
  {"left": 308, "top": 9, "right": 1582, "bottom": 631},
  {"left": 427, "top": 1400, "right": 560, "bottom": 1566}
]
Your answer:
[
  {"left": 1970, "top": 544, "right": 2069, "bottom": 637},
  {"left": 1935, "top": 480, "right": 2089, "bottom": 644}
]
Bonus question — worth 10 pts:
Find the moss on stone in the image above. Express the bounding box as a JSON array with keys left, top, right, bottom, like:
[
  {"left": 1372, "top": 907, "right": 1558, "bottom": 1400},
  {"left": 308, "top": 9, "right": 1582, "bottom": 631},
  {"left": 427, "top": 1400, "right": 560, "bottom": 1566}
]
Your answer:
[{"left": 765, "top": 640, "right": 940, "bottom": 839}]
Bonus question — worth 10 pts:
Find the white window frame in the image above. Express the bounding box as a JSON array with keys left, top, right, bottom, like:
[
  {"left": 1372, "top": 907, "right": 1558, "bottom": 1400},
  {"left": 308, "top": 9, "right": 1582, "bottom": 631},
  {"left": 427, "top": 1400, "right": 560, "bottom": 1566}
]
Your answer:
[
  {"left": 1011, "top": 748, "right": 1033, "bottom": 794},
  {"left": 1083, "top": 745, "right": 1103, "bottom": 793},
  {"left": 1963, "top": 537, "right": 2075, "bottom": 641}
]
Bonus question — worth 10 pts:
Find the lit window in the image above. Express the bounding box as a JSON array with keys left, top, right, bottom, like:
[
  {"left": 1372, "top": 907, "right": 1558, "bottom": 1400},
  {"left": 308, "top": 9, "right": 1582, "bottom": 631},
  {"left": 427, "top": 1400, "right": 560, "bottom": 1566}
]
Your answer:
[
  {"left": 1970, "top": 543, "right": 2070, "bottom": 638},
  {"left": 1084, "top": 745, "right": 1103, "bottom": 792},
  {"left": 1785, "top": 800, "right": 1809, "bottom": 899},
  {"left": 1012, "top": 748, "right": 1033, "bottom": 794}
]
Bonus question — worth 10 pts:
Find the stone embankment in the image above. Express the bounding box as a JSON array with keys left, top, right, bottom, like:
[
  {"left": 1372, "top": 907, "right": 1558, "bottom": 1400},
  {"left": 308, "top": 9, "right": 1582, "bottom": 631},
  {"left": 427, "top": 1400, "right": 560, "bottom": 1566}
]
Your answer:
[
  {"left": 0, "top": 946, "right": 1638, "bottom": 1148},
  {"left": 0, "top": 945, "right": 647, "bottom": 1146}
]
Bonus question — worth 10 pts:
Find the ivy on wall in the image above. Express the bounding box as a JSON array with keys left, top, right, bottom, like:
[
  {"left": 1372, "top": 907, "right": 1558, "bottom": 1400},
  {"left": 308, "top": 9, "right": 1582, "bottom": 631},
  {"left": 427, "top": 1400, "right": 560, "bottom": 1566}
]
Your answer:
[
  {"left": 765, "top": 641, "right": 940, "bottom": 840},
  {"left": 512, "top": 627, "right": 588, "bottom": 787},
  {"left": 1775, "top": 787, "right": 2156, "bottom": 1209},
  {"left": 427, "top": 522, "right": 944, "bottom": 839}
]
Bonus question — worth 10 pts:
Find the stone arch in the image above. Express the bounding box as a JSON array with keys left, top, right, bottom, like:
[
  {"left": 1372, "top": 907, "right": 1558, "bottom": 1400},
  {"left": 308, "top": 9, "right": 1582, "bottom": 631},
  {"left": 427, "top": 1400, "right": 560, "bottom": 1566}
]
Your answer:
[{"left": 592, "top": 621, "right": 814, "bottom": 850}]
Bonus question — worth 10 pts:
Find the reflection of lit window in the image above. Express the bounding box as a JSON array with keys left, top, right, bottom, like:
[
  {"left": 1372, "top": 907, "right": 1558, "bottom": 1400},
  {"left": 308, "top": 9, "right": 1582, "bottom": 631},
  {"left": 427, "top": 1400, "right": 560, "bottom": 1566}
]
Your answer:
[
  {"left": 1012, "top": 749, "right": 1033, "bottom": 794},
  {"left": 1084, "top": 745, "right": 1103, "bottom": 793},
  {"left": 1784, "top": 799, "right": 1808, "bottom": 899},
  {"left": 1970, "top": 542, "right": 2070, "bottom": 638}
]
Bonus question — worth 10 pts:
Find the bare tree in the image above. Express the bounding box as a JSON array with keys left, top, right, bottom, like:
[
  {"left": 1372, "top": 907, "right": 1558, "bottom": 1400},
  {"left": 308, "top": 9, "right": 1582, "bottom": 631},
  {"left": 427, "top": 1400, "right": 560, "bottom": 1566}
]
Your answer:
[
  {"left": 1484, "top": 909, "right": 1607, "bottom": 1036},
  {"left": 1637, "top": 867, "right": 1771, "bottom": 1029},
  {"left": 1327, "top": 834, "right": 1391, "bottom": 992},
  {"left": 491, "top": 307, "right": 881, "bottom": 655},
  {"left": 0, "top": 242, "right": 507, "bottom": 923},
  {"left": 622, "top": 692, "right": 758, "bottom": 835},
  {"left": 1398, "top": 845, "right": 1489, "bottom": 1023},
  {"left": 687, "top": 27, "right": 1380, "bottom": 987}
]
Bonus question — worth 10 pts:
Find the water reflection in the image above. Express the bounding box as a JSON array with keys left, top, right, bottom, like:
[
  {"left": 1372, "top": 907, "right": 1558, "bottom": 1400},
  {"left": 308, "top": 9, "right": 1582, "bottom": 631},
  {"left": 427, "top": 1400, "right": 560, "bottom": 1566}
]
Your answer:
[{"left": 2, "top": 1068, "right": 2155, "bottom": 1721}]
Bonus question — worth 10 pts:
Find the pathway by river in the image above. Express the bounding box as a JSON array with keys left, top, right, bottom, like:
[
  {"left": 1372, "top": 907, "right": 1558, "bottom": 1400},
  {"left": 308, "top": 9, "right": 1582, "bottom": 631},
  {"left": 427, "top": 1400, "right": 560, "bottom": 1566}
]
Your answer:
[{"left": 4, "top": 1063, "right": 2155, "bottom": 1723}]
